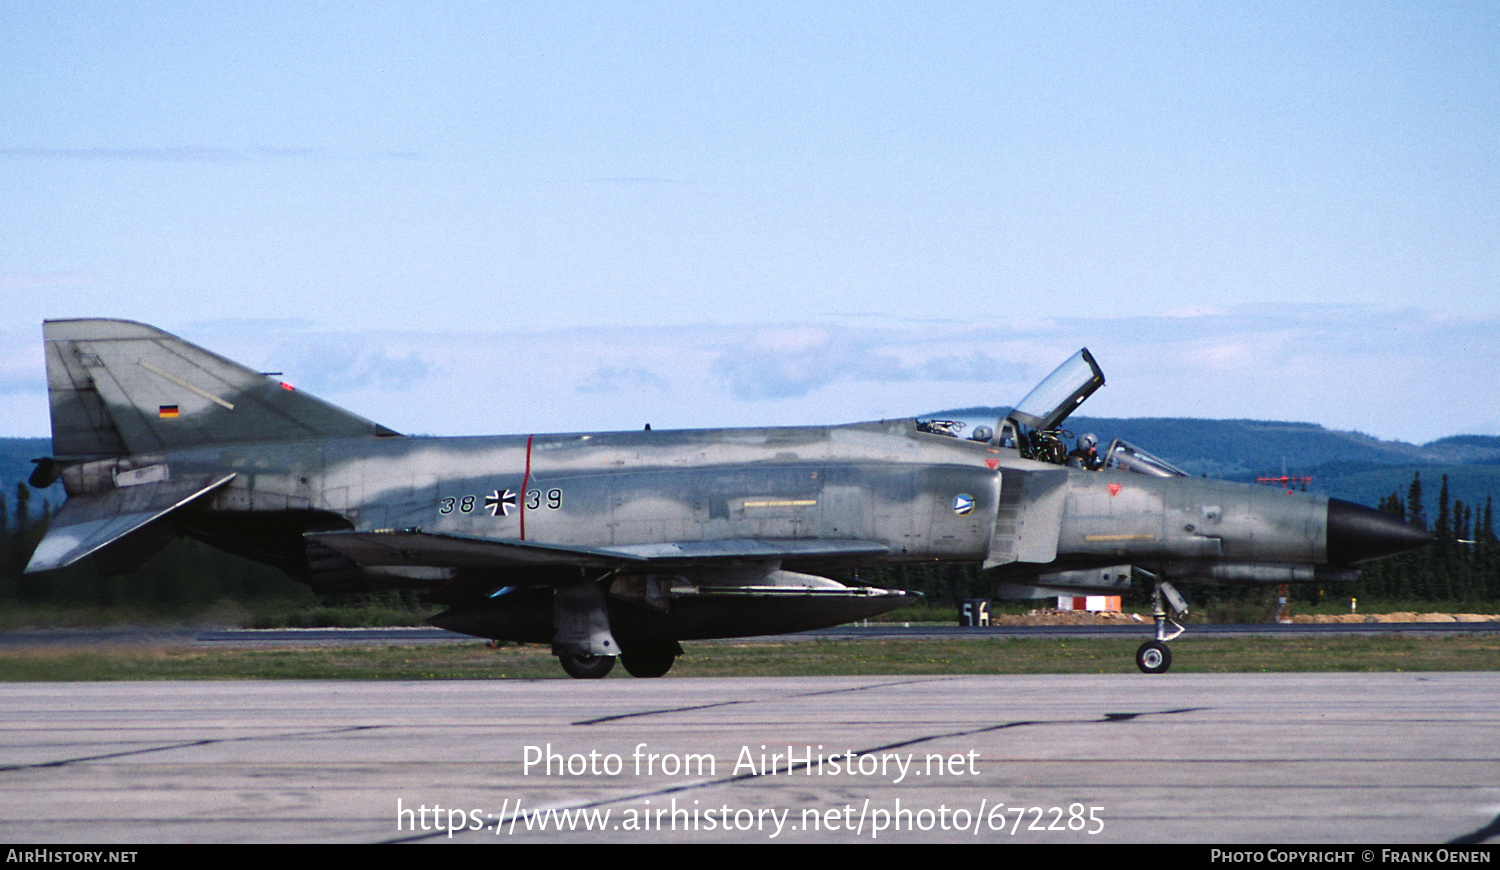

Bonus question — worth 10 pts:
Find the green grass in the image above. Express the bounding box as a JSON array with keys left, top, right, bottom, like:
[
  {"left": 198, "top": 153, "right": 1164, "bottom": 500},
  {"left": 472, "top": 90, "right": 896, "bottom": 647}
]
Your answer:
[{"left": 1, "top": 634, "right": 1496, "bottom": 681}]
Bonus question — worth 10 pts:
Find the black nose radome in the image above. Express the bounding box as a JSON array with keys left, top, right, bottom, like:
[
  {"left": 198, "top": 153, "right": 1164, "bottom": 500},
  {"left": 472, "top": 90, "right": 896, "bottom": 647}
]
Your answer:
[{"left": 1326, "top": 498, "right": 1433, "bottom": 566}]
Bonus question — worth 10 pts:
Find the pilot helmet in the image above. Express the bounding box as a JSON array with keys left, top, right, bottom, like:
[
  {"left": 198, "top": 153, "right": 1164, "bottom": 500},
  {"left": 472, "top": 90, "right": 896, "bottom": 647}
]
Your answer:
[{"left": 1079, "top": 432, "right": 1097, "bottom": 450}]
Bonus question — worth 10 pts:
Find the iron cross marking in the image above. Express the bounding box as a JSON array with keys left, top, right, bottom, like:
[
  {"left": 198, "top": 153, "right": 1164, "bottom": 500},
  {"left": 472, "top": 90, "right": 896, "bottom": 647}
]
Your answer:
[{"left": 485, "top": 489, "right": 519, "bottom": 517}]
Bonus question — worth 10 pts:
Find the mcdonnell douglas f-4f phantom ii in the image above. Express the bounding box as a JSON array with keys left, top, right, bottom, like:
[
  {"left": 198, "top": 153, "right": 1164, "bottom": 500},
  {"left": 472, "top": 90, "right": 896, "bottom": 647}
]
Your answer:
[{"left": 26, "top": 320, "right": 1430, "bottom": 676}]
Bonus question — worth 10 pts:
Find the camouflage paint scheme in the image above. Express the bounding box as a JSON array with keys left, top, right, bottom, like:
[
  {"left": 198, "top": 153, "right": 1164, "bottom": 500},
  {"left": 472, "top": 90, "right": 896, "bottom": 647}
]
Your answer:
[{"left": 26, "top": 320, "right": 1428, "bottom": 677}]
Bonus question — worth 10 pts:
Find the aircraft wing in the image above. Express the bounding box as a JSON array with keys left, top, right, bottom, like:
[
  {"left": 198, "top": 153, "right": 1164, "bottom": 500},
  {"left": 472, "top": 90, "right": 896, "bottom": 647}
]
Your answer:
[{"left": 306, "top": 530, "right": 889, "bottom": 572}]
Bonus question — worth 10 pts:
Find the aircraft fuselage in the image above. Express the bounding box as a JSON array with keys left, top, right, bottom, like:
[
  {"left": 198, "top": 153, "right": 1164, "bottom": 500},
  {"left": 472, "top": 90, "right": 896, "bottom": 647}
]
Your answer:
[{"left": 56, "top": 418, "right": 1354, "bottom": 587}]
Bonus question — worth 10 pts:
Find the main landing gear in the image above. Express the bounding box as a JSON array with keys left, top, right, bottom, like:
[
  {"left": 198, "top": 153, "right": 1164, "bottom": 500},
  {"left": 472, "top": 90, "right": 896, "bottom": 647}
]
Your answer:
[
  {"left": 1136, "top": 570, "right": 1187, "bottom": 674},
  {"left": 552, "top": 575, "right": 688, "bottom": 679},
  {"left": 556, "top": 644, "right": 683, "bottom": 679},
  {"left": 553, "top": 576, "right": 620, "bottom": 679}
]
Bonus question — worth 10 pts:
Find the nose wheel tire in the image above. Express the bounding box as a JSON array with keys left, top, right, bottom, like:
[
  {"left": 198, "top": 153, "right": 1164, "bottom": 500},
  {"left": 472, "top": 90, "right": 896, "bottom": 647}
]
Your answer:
[
  {"left": 559, "top": 653, "right": 615, "bottom": 679},
  {"left": 1136, "top": 640, "right": 1172, "bottom": 674}
]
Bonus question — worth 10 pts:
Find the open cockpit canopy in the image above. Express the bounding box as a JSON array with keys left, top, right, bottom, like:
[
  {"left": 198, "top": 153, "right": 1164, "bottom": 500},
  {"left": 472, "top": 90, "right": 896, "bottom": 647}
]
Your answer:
[{"left": 1006, "top": 348, "right": 1104, "bottom": 432}]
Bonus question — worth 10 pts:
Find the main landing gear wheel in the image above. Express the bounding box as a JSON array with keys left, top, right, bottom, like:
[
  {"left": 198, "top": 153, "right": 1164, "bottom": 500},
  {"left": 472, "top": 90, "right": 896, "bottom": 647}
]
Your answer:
[
  {"left": 559, "top": 653, "right": 615, "bottom": 679},
  {"left": 620, "top": 647, "right": 677, "bottom": 678},
  {"left": 1136, "top": 640, "right": 1172, "bottom": 674}
]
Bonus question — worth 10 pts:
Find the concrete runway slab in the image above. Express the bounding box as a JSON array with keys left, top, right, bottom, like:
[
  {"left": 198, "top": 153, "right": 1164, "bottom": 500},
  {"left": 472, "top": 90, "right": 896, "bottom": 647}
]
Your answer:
[{"left": 0, "top": 673, "right": 1496, "bottom": 844}]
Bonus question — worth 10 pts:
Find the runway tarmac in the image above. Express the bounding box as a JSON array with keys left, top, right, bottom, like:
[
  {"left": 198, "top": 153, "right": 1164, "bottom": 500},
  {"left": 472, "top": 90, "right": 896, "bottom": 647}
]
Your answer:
[{"left": 1, "top": 673, "right": 1496, "bottom": 844}]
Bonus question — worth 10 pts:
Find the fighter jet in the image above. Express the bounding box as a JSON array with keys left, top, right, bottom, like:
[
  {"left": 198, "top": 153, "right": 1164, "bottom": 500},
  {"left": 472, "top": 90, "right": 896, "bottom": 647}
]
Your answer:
[{"left": 25, "top": 320, "right": 1430, "bottom": 676}]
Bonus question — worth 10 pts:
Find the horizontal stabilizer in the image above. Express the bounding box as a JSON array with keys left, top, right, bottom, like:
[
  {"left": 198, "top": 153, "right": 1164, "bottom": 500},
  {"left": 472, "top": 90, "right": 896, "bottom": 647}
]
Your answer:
[
  {"left": 25, "top": 473, "right": 236, "bottom": 572},
  {"left": 307, "top": 530, "right": 889, "bottom": 572}
]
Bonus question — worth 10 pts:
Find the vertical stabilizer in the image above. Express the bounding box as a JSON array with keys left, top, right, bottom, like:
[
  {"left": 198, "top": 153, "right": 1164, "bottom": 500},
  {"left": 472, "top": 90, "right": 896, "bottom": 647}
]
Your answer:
[{"left": 44, "top": 319, "right": 400, "bottom": 459}]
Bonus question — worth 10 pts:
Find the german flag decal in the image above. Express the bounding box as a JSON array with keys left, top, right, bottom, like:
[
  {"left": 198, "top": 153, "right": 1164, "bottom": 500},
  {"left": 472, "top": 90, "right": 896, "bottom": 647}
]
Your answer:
[{"left": 158, "top": 405, "right": 180, "bottom": 418}]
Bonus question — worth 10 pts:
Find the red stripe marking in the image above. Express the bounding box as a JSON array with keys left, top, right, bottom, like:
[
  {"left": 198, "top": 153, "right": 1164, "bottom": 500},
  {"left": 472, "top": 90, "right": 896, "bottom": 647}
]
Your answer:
[{"left": 520, "top": 434, "right": 534, "bottom": 540}]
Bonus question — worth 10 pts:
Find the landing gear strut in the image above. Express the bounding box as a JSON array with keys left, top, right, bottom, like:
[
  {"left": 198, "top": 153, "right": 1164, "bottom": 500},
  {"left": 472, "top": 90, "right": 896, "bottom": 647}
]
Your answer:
[
  {"left": 554, "top": 575, "right": 621, "bottom": 679},
  {"left": 1136, "top": 570, "right": 1186, "bottom": 674}
]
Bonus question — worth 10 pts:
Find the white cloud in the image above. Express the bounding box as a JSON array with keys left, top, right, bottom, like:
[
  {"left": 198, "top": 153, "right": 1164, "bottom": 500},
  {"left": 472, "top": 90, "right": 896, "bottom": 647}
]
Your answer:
[
  {"left": 266, "top": 336, "right": 435, "bottom": 393},
  {"left": 575, "top": 365, "right": 671, "bottom": 395},
  {"left": 710, "top": 327, "right": 1024, "bottom": 400}
]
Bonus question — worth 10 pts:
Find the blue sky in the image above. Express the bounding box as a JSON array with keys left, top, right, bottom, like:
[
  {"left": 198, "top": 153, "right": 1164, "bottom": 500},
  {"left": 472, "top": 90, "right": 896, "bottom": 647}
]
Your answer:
[{"left": 1, "top": 3, "right": 1496, "bottom": 443}]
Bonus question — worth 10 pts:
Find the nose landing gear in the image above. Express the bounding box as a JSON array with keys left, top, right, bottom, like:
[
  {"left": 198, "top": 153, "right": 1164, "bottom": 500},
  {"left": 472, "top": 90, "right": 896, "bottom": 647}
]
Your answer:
[{"left": 1136, "top": 571, "right": 1187, "bottom": 674}]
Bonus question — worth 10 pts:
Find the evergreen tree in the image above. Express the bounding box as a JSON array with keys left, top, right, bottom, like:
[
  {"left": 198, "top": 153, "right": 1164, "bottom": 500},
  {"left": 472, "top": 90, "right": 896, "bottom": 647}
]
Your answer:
[
  {"left": 1435, "top": 475, "right": 1450, "bottom": 540},
  {"left": 1433, "top": 476, "right": 1453, "bottom": 598},
  {"left": 1406, "top": 472, "right": 1426, "bottom": 531},
  {"left": 14, "top": 482, "right": 28, "bottom": 535},
  {"left": 1453, "top": 499, "right": 1472, "bottom": 600},
  {"left": 1483, "top": 497, "right": 1497, "bottom": 599}
]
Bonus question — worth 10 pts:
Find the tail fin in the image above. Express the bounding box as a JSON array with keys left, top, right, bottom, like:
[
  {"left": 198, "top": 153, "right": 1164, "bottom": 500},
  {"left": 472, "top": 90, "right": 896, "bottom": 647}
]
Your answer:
[{"left": 44, "top": 319, "right": 400, "bottom": 459}]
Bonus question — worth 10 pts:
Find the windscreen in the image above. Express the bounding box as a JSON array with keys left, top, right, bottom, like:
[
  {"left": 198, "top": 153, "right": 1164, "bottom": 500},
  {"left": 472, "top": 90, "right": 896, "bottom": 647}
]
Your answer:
[{"left": 1105, "top": 439, "right": 1189, "bottom": 477}]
